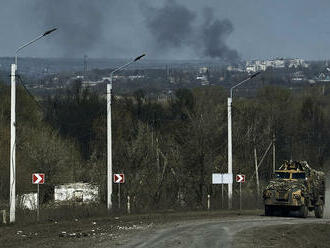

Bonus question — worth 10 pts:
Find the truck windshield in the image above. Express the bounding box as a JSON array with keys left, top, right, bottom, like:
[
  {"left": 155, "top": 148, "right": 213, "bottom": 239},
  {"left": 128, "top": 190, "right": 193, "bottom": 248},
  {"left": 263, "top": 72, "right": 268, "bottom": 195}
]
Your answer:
[
  {"left": 292, "top": 173, "right": 306, "bottom": 179},
  {"left": 274, "top": 172, "right": 290, "bottom": 179}
]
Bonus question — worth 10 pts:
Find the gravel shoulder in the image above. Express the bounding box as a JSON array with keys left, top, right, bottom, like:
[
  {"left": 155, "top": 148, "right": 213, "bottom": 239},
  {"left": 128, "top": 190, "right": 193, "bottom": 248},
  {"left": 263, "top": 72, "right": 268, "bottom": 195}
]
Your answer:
[
  {"left": 120, "top": 215, "right": 330, "bottom": 248},
  {"left": 233, "top": 222, "right": 330, "bottom": 248},
  {"left": 0, "top": 210, "right": 260, "bottom": 248},
  {"left": 2, "top": 209, "right": 329, "bottom": 248}
]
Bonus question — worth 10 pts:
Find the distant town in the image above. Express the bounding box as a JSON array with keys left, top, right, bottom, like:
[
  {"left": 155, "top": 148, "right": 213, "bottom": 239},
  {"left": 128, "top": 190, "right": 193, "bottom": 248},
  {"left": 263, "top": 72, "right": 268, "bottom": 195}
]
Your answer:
[{"left": 1, "top": 57, "right": 330, "bottom": 98}]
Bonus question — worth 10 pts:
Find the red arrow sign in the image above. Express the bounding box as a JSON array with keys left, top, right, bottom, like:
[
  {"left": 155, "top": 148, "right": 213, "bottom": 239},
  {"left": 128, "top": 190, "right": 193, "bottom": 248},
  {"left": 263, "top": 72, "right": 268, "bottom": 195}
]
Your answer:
[
  {"left": 113, "top": 174, "right": 125, "bottom": 183},
  {"left": 32, "top": 173, "right": 45, "bottom": 184},
  {"left": 236, "top": 174, "right": 246, "bottom": 183}
]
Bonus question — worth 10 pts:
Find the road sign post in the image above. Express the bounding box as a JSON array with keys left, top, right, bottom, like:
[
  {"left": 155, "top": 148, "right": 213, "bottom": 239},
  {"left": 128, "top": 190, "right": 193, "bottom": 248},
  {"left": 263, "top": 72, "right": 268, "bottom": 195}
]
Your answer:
[
  {"left": 32, "top": 173, "right": 45, "bottom": 222},
  {"left": 37, "top": 184, "right": 40, "bottom": 221},
  {"left": 221, "top": 184, "right": 224, "bottom": 209},
  {"left": 239, "top": 182, "right": 242, "bottom": 213},
  {"left": 236, "top": 174, "right": 245, "bottom": 213},
  {"left": 127, "top": 195, "right": 131, "bottom": 214},
  {"left": 114, "top": 174, "right": 125, "bottom": 209},
  {"left": 118, "top": 183, "right": 121, "bottom": 209}
]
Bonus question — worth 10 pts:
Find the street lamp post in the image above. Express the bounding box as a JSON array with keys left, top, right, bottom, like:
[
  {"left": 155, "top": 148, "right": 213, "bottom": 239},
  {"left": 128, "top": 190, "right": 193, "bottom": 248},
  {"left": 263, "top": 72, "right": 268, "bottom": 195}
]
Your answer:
[
  {"left": 9, "top": 28, "right": 57, "bottom": 223},
  {"left": 107, "top": 54, "right": 146, "bottom": 211},
  {"left": 227, "top": 71, "right": 260, "bottom": 209}
]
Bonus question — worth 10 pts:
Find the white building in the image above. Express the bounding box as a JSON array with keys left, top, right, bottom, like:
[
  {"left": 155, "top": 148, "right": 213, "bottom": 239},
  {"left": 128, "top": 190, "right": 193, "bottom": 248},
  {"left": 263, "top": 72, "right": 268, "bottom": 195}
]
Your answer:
[
  {"left": 128, "top": 75, "right": 145, "bottom": 80},
  {"left": 244, "top": 58, "right": 308, "bottom": 72},
  {"left": 199, "top": 67, "right": 208, "bottom": 74},
  {"left": 196, "top": 75, "right": 207, "bottom": 81},
  {"left": 18, "top": 193, "right": 37, "bottom": 210},
  {"left": 246, "top": 65, "right": 257, "bottom": 73},
  {"left": 289, "top": 59, "right": 309, "bottom": 68},
  {"left": 227, "top": 65, "right": 244, "bottom": 72},
  {"left": 54, "top": 183, "right": 99, "bottom": 203},
  {"left": 81, "top": 81, "right": 98, "bottom": 88}
]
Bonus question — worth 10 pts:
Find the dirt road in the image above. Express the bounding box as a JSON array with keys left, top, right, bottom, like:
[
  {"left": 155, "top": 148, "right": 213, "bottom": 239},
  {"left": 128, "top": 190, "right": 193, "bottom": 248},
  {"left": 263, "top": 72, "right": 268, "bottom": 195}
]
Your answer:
[
  {"left": 2, "top": 211, "right": 330, "bottom": 248},
  {"left": 121, "top": 216, "right": 330, "bottom": 248}
]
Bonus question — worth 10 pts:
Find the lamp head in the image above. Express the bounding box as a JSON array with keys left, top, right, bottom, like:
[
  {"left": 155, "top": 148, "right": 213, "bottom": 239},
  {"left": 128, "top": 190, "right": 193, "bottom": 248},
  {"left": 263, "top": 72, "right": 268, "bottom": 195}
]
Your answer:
[
  {"left": 134, "top": 53, "right": 146, "bottom": 62},
  {"left": 43, "top": 28, "right": 57, "bottom": 36},
  {"left": 250, "top": 71, "right": 261, "bottom": 79}
]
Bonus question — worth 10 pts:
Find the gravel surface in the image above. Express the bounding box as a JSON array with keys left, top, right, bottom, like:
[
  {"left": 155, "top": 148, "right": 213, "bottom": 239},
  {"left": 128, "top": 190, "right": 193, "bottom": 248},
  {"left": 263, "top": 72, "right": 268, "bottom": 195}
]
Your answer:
[
  {"left": 2, "top": 210, "right": 329, "bottom": 248},
  {"left": 121, "top": 216, "right": 330, "bottom": 248}
]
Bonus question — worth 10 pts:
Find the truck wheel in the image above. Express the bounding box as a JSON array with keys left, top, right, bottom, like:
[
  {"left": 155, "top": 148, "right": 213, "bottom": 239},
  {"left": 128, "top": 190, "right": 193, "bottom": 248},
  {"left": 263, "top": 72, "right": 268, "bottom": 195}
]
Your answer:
[
  {"left": 315, "top": 204, "right": 324, "bottom": 218},
  {"left": 299, "top": 205, "right": 308, "bottom": 218},
  {"left": 265, "top": 205, "right": 272, "bottom": 216}
]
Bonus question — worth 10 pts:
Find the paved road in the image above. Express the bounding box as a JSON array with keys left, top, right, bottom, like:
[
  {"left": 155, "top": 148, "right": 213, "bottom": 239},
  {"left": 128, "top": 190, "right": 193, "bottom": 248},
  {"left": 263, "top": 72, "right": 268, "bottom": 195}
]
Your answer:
[{"left": 120, "top": 216, "right": 328, "bottom": 248}]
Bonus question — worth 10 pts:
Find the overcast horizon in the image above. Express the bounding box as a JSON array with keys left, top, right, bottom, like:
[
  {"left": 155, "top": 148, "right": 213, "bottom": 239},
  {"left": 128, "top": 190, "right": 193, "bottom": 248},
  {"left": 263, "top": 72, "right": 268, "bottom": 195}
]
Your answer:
[{"left": 1, "top": 0, "right": 329, "bottom": 61}]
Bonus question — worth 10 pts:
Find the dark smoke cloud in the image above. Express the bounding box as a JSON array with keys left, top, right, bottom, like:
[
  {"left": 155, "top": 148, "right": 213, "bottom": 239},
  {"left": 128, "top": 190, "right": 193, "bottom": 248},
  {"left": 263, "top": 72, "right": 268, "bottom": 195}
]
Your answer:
[
  {"left": 33, "top": 0, "right": 110, "bottom": 57},
  {"left": 142, "top": 0, "right": 239, "bottom": 61},
  {"left": 143, "top": 0, "right": 196, "bottom": 49},
  {"left": 200, "top": 8, "right": 239, "bottom": 61}
]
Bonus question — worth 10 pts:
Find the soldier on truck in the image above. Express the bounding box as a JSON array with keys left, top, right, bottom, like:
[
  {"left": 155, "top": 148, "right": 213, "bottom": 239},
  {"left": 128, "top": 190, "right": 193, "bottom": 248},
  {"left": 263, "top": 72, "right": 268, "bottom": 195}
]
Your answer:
[{"left": 263, "top": 160, "right": 325, "bottom": 218}]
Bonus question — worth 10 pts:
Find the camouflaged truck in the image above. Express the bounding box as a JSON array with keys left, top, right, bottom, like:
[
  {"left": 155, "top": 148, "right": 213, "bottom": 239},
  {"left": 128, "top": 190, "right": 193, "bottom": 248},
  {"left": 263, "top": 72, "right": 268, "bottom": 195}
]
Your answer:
[{"left": 263, "top": 160, "right": 325, "bottom": 218}]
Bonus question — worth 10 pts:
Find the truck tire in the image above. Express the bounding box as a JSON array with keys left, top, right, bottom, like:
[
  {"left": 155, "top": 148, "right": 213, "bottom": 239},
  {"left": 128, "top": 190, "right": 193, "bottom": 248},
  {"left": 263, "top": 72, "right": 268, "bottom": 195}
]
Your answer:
[
  {"left": 265, "top": 205, "right": 273, "bottom": 216},
  {"left": 299, "top": 205, "right": 308, "bottom": 218},
  {"left": 315, "top": 204, "right": 324, "bottom": 218}
]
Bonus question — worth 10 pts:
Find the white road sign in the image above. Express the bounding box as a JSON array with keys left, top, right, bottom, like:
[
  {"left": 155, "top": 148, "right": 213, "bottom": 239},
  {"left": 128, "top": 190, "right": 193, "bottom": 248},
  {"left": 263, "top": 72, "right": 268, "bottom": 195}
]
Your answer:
[
  {"left": 113, "top": 174, "right": 125, "bottom": 183},
  {"left": 236, "top": 174, "right": 246, "bottom": 183},
  {"left": 32, "top": 173, "right": 45, "bottom": 184},
  {"left": 212, "top": 173, "right": 233, "bottom": 184}
]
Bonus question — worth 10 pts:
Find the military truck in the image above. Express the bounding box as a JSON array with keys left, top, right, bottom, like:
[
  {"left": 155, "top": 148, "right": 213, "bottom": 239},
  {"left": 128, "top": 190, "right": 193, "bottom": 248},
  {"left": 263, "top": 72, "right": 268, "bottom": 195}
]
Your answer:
[{"left": 263, "top": 160, "right": 325, "bottom": 218}]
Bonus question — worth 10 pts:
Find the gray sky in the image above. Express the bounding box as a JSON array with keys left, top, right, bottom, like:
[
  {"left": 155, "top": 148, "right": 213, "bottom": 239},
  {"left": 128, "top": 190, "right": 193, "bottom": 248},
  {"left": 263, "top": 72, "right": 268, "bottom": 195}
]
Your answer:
[{"left": 0, "top": 0, "right": 329, "bottom": 60}]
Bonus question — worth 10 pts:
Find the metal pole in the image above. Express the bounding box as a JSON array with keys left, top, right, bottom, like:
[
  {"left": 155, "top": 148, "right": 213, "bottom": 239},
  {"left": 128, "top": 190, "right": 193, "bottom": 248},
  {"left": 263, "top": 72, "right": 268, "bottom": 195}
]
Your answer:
[
  {"left": 254, "top": 147, "right": 260, "bottom": 201},
  {"left": 118, "top": 183, "right": 121, "bottom": 209},
  {"left": 273, "top": 133, "right": 276, "bottom": 173},
  {"left": 239, "top": 182, "right": 242, "bottom": 213},
  {"left": 106, "top": 54, "right": 145, "bottom": 212},
  {"left": 107, "top": 80, "right": 112, "bottom": 210},
  {"left": 9, "top": 64, "right": 16, "bottom": 223},
  {"left": 9, "top": 28, "right": 57, "bottom": 223},
  {"left": 221, "top": 184, "right": 224, "bottom": 209},
  {"left": 127, "top": 195, "right": 131, "bottom": 214},
  {"left": 227, "top": 97, "right": 233, "bottom": 209},
  {"left": 227, "top": 72, "right": 261, "bottom": 210},
  {"left": 37, "top": 184, "right": 40, "bottom": 222}
]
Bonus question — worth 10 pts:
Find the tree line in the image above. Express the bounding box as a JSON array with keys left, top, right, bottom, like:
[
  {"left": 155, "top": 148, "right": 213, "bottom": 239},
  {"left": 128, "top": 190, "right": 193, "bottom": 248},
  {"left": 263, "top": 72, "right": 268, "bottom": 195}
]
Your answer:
[{"left": 0, "top": 80, "right": 329, "bottom": 210}]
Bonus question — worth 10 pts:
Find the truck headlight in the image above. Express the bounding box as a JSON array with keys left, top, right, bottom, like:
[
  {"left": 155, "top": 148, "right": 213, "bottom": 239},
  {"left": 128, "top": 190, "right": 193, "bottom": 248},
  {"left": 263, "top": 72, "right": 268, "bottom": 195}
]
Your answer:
[
  {"left": 264, "top": 191, "right": 272, "bottom": 198},
  {"left": 292, "top": 191, "right": 301, "bottom": 199}
]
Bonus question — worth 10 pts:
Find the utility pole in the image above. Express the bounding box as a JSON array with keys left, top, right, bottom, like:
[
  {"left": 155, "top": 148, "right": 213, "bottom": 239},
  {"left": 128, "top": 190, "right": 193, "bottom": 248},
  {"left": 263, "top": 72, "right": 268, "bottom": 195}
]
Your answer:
[
  {"left": 254, "top": 147, "right": 260, "bottom": 200},
  {"left": 273, "top": 133, "right": 276, "bottom": 173},
  {"left": 107, "top": 81, "right": 112, "bottom": 210},
  {"left": 84, "top": 55, "right": 88, "bottom": 77},
  {"left": 228, "top": 72, "right": 260, "bottom": 209},
  {"left": 227, "top": 97, "right": 233, "bottom": 209},
  {"left": 9, "top": 28, "right": 56, "bottom": 223},
  {"left": 9, "top": 64, "right": 16, "bottom": 223},
  {"left": 107, "top": 54, "right": 146, "bottom": 211}
]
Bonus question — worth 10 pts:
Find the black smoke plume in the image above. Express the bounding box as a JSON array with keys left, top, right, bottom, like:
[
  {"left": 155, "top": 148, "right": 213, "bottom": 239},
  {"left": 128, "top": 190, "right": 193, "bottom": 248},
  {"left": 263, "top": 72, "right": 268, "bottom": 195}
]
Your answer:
[
  {"left": 200, "top": 7, "right": 239, "bottom": 61},
  {"left": 143, "top": 0, "right": 239, "bottom": 61},
  {"left": 143, "top": 0, "right": 196, "bottom": 49}
]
